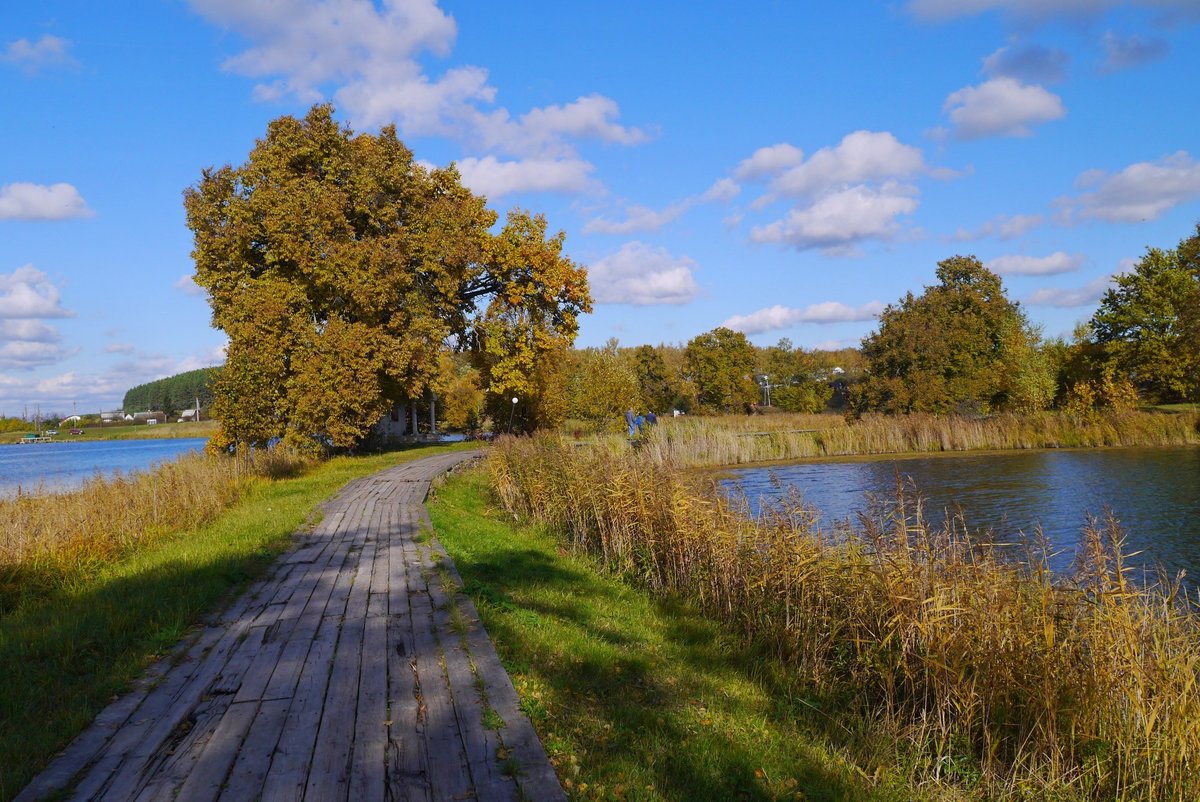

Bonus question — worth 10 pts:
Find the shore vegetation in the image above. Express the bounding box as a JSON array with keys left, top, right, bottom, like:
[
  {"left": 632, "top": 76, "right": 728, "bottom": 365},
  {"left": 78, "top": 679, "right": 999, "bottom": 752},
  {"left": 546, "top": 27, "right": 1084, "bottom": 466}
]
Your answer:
[
  {"left": 485, "top": 433, "right": 1200, "bottom": 801},
  {"left": 637, "top": 409, "right": 1200, "bottom": 468}
]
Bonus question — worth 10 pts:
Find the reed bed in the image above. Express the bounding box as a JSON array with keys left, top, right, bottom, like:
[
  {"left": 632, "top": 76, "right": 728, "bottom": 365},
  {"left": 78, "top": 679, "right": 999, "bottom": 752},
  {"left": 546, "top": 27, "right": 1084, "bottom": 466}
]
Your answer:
[
  {"left": 0, "top": 449, "right": 309, "bottom": 609},
  {"left": 643, "top": 410, "right": 1200, "bottom": 467},
  {"left": 489, "top": 434, "right": 1200, "bottom": 800}
]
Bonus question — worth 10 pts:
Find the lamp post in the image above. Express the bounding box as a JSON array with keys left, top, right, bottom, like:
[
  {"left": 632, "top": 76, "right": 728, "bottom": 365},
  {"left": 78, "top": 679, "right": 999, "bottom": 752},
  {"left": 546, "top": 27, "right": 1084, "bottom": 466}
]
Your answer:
[{"left": 507, "top": 396, "right": 518, "bottom": 434}]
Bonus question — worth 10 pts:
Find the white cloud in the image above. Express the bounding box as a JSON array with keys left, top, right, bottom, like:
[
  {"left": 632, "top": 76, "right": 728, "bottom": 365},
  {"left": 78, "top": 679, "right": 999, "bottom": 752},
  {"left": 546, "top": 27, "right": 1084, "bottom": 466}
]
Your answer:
[
  {"left": 723, "top": 301, "right": 885, "bottom": 335},
  {"left": 983, "top": 44, "right": 1068, "bottom": 83},
  {"left": 1065, "top": 151, "right": 1200, "bottom": 222},
  {"left": 734, "top": 143, "right": 805, "bottom": 181},
  {"left": 0, "top": 341, "right": 74, "bottom": 370},
  {"left": 0, "top": 319, "right": 67, "bottom": 369},
  {"left": 986, "top": 251, "right": 1084, "bottom": 275},
  {"left": 1024, "top": 274, "right": 1115, "bottom": 308},
  {"left": 1, "top": 35, "right": 75, "bottom": 73},
  {"left": 768, "top": 131, "right": 926, "bottom": 198},
  {"left": 0, "top": 266, "right": 73, "bottom": 319},
  {"left": 0, "top": 182, "right": 93, "bottom": 221},
  {"left": 189, "top": 0, "right": 647, "bottom": 195},
  {"left": 0, "top": 319, "right": 60, "bottom": 343},
  {"left": 952, "top": 213, "right": 1044, "bottom": 241},
  {"left": 455, "top": 156, "right": 594, "bottom": 198},
  {"left": 584, "top": 203, "right": 689, "bottom": 235},
  {"left": 908, "top": 0, "right": 1199, "bottom": 24},
  {"left": 105, "top": 342, "right": 136, "bottom": 354},
  {"left": 174, "top": 274, "right": 205, "bottom": 297},
  {"left": 1100, "top": 31, "right": 1169, "bottom": 72},
  {"left": 942, "top": 77, "right": 1065, "bottom": 139},
  {"left": 701, "top": 177, "right": 740, "bottom": 203},
  {"left": 750, "top": 182, "right": 919, "bottom": 254},
  {"left": 588, "top": 242, "right": 701, "bottom": 305},
  {"left": 584, "top": 178, "right": 740, "bottom": 235}
]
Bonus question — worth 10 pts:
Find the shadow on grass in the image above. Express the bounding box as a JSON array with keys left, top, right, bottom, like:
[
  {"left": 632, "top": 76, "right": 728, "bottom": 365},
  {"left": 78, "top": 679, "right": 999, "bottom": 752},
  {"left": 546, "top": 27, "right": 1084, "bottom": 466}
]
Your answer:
[
  {"left": 443, "top": 530, "right": 887, "bottom": 801},
  {"left": 0, "top": 531, "right": 283, "bottom": 801}
]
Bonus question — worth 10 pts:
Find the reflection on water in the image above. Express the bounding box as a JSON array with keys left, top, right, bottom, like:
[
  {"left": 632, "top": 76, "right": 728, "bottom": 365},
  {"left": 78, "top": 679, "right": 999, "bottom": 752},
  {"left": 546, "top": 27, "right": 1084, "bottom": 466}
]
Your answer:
[
  {"left": 721, "top": 447, "right": 1200, "bottom": 579},
  {"left": 0, "top": 438, "right": 208, "bottom": 496}
]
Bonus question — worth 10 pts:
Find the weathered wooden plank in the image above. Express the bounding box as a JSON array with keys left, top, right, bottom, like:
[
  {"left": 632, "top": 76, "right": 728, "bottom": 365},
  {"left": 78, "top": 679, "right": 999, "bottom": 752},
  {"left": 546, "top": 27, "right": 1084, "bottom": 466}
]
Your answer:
[
  {"left": 349, "top": 600, "right": 388, "bottom": 802},
  {"left": 257, "top": 612, "right": 340, "bottom": 802},
  {"left": 170, "top": 699, "right": 259, "bottom": 802},
  {"left": 407, "top": 561, "right": 472, "bottom": 802},
  {"left": 217, "top": 697, "right": 292, "bottom": 801},
  {"left": 386, "top": 504, "right": 430, "bottom": 802},
  {"left": 304, "top": 612, "right": 365, "bottom": 800},
  {"left": 430, "top": 575, "right": 519, "bottom": 801}
]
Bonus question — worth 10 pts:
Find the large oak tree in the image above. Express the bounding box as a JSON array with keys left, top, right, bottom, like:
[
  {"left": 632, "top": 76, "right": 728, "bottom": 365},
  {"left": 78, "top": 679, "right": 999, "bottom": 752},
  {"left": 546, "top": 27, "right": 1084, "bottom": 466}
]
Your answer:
[{"left": 185, "top": 105, "right": 590, "bottom": 451}]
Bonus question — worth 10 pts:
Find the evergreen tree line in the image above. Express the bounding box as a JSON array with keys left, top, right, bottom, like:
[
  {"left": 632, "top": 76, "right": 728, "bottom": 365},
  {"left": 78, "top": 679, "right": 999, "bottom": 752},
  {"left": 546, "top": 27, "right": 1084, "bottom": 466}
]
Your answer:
[{"left": 122, "top": 367, "right": 220, "bottom": 416}]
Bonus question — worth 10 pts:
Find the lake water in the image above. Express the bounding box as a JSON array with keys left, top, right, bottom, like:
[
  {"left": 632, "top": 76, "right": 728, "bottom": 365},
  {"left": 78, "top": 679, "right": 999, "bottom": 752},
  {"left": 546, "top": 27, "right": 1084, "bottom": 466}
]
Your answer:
[
  {"left": 0, "top": 438, "right": 208, "bottom": 496},
  {"left": 720, "top": 447, "right": 1200, "bottom": 579}
]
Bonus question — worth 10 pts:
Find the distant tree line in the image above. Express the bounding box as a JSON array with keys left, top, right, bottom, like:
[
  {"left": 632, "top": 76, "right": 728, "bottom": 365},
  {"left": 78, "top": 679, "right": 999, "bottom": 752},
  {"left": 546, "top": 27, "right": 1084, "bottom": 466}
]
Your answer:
[{"left": 122, "top": 367, "right": 220, "bottom": 416}]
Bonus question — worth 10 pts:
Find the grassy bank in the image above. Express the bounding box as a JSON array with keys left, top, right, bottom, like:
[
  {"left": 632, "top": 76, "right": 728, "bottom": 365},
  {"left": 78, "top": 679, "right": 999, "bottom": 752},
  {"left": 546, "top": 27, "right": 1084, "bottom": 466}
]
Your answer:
[
  {"left": 642, "top": 410, "right": 1200, "bottom": 467},
  {"left": 0, "top": 419, "right": 219, "bottom": 444},
  {"left": 429, "top": 467, "right": 918, "bottom": 802},
  {"left": 0, "top": 442, "right": 471, "bottom": 800},
  {"left": 487, "top": 434, "right": 1200, "bottom": 801}
]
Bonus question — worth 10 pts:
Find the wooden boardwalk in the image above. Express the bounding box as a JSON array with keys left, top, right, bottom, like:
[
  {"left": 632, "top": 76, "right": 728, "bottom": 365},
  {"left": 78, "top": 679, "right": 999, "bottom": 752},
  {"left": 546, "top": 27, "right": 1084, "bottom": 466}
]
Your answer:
[{"left": 18, "top": 450, "right": 564, "bottom": 802}]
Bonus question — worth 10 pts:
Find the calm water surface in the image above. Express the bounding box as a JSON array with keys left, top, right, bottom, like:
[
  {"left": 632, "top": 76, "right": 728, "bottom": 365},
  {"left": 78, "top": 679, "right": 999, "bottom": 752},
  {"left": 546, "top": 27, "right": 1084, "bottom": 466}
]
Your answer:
[
  {"left": 721, "top": 447, "right": 1200, "bottom": 578},
  {"left": 0, "top": 438, "right": 208, "bottom": 496}
]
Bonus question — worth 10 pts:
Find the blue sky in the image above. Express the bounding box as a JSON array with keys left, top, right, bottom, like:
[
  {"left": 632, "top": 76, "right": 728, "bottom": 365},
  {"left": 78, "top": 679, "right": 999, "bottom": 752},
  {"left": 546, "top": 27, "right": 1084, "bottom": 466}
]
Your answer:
[{"left": 3, "top": 1, "right": 1200, "bottom": 414}]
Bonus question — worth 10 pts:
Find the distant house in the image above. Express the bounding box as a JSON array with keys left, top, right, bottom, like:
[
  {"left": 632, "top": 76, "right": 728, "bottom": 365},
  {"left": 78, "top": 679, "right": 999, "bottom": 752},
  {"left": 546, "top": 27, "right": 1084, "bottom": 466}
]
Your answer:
[
  {"left": 177, "top": 408, "right": 200, "bottom": 422},
  {"left": 374, "top": 396, "right": 440, "bottom": 441}
]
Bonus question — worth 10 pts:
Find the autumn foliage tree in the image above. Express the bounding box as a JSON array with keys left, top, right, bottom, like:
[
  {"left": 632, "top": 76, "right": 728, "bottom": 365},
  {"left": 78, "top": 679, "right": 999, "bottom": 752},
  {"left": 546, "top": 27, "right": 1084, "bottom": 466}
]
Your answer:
[{"left": 185, "top": 105, "right": 590, "bottom": 451}]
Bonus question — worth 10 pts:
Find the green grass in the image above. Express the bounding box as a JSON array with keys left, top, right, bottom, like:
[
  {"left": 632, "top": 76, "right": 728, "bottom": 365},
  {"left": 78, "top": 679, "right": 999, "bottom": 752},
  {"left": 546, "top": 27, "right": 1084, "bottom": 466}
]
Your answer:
[
  {"left": 0, "top": 419, "right": 219, "bottom": 444},
  {"left": 0, "top": 441, "right": 473, "bottom": 801},
  {"left": 428, "top": 468, "right": 922, "bottom": 802}
]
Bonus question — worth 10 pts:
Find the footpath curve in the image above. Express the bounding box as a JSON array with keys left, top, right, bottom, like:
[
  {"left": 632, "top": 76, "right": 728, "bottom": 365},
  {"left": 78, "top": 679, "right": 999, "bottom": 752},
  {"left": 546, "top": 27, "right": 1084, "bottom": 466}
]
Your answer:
[{"left": 19, "top": 449, "right": 565, "bottom": 802}]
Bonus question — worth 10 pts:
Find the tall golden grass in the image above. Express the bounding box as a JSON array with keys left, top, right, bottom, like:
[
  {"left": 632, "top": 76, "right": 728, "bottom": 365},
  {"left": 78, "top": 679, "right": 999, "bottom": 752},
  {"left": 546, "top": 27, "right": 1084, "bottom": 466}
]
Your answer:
[
  {"left": 489, "top": 434, "right": 1200, "bottom": 800},
  {"left": 644, "top": 410, "right": 1200, "bottom": 467},
  {"left": 0, "top": 449, "right": 310, "bottom": 608}
]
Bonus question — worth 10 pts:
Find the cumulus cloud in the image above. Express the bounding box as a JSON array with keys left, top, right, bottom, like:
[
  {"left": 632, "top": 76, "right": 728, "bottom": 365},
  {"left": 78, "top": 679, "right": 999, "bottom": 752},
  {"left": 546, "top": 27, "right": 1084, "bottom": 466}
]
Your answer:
[
  {"left": 952, "top": 213, "right": 1044, "bottom": 241},
  {"left": 189, "top": 0, "right": 647, "bottom": 195},
  {"left": 1064, "top": 151, "right": 1200, "bottom": 223},
  {"left": 0, "top": 265, "right": 73, "bottom": 319},
  {"left": 942, "top": 77, "right": 1065, "bottom": 139},
  {"left": 750, "top": 182, "right": 919, "bottom": 254},
  {"left": 455, "top": 156, "right": 593, "bottom": 198},
  {"left": 1, "top": 34, "right": 75, "bottom": 73},
  {"left": 174, "top": 274, "right": 205, "bottom": 297},
  {"left": 767, "top": 131, "right": 926, "bottom": 198},
  {"left": 983, "top": 44, "right": 1068, "bottom": 83},
  {"left": 986, "top": 251, "right": 1084, "bottom": 275},
  {"left": 734, "top": 143, "right": 805, "bottom": 181},
  {"left": 723, "top": 301, "right": 885, "bottom": 335},
  {"left": 1024, "top": 274, "right": 1116, "bottom": 308},
  {"left": 1100, "top": 31, "right": 1169, "bottom": 72},
  {"left": 0, "top": 182, "right": 93, "bottom": 221},
  {"left": 588, "top": 242, "right": 701, "bottom": 305},
  {"left": 732, "top": 132, "right": 929, "bottom": 254}
]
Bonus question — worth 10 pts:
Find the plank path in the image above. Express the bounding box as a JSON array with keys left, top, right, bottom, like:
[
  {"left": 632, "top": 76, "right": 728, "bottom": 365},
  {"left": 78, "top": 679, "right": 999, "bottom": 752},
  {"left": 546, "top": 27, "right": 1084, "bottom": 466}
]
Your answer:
[{"left": 18, "top": 449, "right": 565, "bottom": 802}]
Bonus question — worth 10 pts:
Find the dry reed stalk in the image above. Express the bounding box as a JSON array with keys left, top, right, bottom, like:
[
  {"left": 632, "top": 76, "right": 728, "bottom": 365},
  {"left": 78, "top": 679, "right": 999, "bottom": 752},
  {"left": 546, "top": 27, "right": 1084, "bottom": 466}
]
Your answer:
[
  {"left": 488, "top": 433, "right": 1200, "bottom": 800},
  {"left": 0, "top": 449, "right": 312, "bottom": 608}
]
